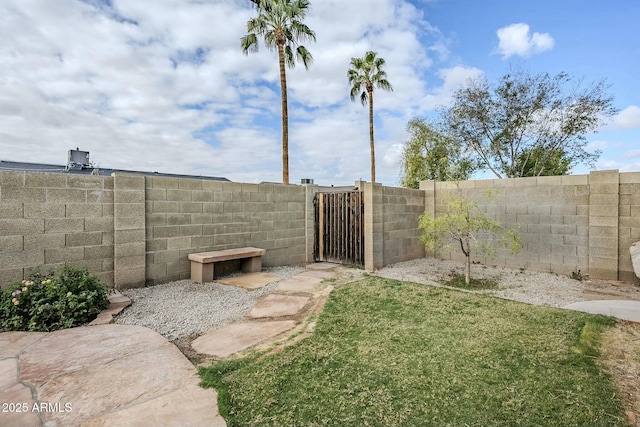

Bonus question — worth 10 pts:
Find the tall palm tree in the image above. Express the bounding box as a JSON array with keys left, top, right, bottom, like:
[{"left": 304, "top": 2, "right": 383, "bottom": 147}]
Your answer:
[
  {"left": 348, "top": 51, "right": 393, "bottom": 183},
  {"left": 241, "top": 0, "right": 315, "bottom": 185}
]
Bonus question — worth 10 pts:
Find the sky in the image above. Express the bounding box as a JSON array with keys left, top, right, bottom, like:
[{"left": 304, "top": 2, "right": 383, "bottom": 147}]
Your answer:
[{"left": 1, "top": 0, "right": 639, "bottom": 186}]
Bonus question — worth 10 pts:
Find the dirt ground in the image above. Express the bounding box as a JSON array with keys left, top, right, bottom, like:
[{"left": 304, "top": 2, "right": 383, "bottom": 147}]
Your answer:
[
  {"left": 580, "top": 277, "right": 640, "bottom": 302},
  {"left": 599, "top": 321, "right": 640, "bottom": 427}
]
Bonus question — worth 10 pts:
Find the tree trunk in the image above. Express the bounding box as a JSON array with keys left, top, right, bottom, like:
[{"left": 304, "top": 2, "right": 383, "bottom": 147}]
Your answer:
[
  {"left": 465, "top": 237, "right": 471, "bottom": 285},
  {"left": 277, "top": 42, "right": 289, "bottom": 185},
  {"left": 368, "top": 88, "right": 375, "bottom": 183}
]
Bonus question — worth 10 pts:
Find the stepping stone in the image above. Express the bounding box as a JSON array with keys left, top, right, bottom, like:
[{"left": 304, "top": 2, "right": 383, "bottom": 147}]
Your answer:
[
  {"left": 191, "top": 321, "right": 296, "bottom": 358},
  {"left": 0, "top": 331, "right": 47, "bottom": 358},
  {"left": 306, "top": 262, "right": 338, "bottom": 270},
  {"left": 276, "top": 276, "right": 323, "bottom": 293},
  {"left": 6, "top": 324, "right": 224, "bottom": 427},
  {"left": 296, "top": 270, "right": 336, "bottom": 279},
  {"left": 247, "top": 295, "right": 310, "bottom": 318},
  {"left": 217, "top": 272, "right": 281, "bottom": 290},
  {"left": 89, "top": 292, "right": 132, "bottom": 325}
]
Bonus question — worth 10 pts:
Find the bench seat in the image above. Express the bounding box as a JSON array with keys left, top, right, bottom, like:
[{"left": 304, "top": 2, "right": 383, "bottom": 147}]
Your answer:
[{"left": 188, "top": 247, "right": 266, "bottom": 283}]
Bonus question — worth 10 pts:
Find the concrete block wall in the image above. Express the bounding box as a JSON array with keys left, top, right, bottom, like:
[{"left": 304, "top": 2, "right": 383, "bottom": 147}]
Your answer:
[
  {"left": 430, "top": 176, "right": 590, "bottom": 276},
  {"left": 588, "top": 171, "right": 619, "bottom": 280},
  {"left": 619, "top": 172, "right": 640, "bottom": 283},
  {"left": 4, "top": 168, "right": 637, "bottom": 288},
  {"left": 381, "top": 185, "right": 426, "bottom": 266},
  {"left": 113, "top": 174, "right": 146, "bottom": 289},
  {"left": 422, "top": 170, "right": 639, "bottom": 283},
  {"left": 145, "top": 177, "right": 311, "bottom": 285},
  {"left": 363, "top": 183, "right": 426, "bottom": 270},
  {"left": 364, "top": 183, "right": 384, "bottom": 270},
  {"left": 0, "top": 171, "right": 114, "bottom": 288}
]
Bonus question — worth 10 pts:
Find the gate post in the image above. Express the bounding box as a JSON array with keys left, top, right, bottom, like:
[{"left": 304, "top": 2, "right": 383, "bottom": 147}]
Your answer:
[
  {"left": 304, "top": 183, "right": 319, "bottom": 264},
  {"left": 364, "top": 182, "right": 383, "bottom": 270}
]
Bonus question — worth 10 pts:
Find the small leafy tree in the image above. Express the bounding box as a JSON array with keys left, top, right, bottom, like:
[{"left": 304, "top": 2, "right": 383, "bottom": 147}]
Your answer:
[{"left": 419, "top": 190, "right": 521, "bottom": 285}]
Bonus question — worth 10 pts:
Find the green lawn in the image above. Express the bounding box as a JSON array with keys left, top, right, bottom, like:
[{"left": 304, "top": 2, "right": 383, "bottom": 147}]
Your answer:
[{"left": 199, "top": 277, "right": 626, "bottom": 427}]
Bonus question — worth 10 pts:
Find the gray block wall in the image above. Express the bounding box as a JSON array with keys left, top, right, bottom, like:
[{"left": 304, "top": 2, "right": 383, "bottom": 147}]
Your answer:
[
  {"left": 618, "top": 172, "right": 640, "bottom": 283},
  {"left": 0, "top": 171, "right": 114, "bottom": 287},
  {"left": 144, "top": 177, "right": 311, "bottom": 285},
  {"left": 3, "top": 169, "right": 639, "bottom": 289},
  {"left": 421, "top": 170, "right": 640, "bottom": 283},
  {"left": 381, "top": 186, "right": 426, "bottom": 266}
]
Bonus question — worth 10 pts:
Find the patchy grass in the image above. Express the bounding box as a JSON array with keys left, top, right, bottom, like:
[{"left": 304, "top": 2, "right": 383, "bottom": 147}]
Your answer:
[
  {"left": 442, "top": 273, "right": 499, "bottom": 290},
  {"left": 199, "top": 277, "right": 626, "bottom": 427}
]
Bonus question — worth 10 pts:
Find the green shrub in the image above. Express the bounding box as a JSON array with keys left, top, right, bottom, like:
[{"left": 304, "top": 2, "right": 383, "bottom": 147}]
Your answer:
[{"left": 0, "top": 266, "right": 109, "bottom": 332}]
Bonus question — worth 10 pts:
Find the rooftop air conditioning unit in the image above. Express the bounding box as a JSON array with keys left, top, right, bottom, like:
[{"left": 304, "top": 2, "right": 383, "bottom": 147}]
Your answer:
[{"left": 67, "top": 148, "right": 90, "bottom": 171}]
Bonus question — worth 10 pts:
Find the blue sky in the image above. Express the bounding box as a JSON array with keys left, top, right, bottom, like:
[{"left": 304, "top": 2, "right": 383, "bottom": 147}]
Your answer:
[{"left": 1, "top": 0, "right": 638, "bottom": 185}]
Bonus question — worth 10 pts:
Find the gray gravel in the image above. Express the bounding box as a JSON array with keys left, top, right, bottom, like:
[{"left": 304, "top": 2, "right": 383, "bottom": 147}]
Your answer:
[
  {"left": 114, "top": 266, "right": 304, "bottom": 340},
  {"left": 115, "top": 259, "right": 638, "bottom": 340},
  {"left": 375, "top": 257, "right": 596, "bottom": 307}
]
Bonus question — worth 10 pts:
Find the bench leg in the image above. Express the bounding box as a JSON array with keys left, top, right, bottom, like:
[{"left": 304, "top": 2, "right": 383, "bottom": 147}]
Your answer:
[
  {"left": 191, "top": 261, "right": 214, "bottom": 283},
  {"left": 241, "top": 256, "right": 262, "bottom": 273}
]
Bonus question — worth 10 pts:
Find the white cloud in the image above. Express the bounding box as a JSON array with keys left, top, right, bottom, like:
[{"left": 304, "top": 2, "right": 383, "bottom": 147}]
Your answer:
[
  {"left": 586, "top": 140, "right": 609, "bottom": 150},
  {"left": 421, "top": 65, "right": 484, "bottom": 110},
  {"left": 623, "top": 149, "right": 640, "bottom": 160},
  {"left": 611, "top": 105, "right": 640, "bottom": 130},
  {"left": 496, "top": 23, "right": 554, "bottom": 58},
  {"left": 0, "top": 0, "right": 488, "bottom": 186}
]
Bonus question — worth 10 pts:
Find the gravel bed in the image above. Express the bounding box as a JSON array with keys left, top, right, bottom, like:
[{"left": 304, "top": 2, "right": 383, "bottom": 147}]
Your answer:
[
  {"left": 114, "top": 266, "right": 304, "bottom": 340},
  {"left": 376, "top": 258, "right": 596, "bottom": 307}
]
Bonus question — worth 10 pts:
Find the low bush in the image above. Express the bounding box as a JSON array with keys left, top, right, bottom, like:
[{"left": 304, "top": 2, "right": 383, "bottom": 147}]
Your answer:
[{"left": 0, "top": 266, "right": 109, "bottom": 332}]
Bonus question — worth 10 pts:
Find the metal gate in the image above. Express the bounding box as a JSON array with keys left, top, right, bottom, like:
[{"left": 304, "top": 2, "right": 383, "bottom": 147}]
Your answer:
[{"left": 314, "top": 191, "right": 364, "bottom": 266}]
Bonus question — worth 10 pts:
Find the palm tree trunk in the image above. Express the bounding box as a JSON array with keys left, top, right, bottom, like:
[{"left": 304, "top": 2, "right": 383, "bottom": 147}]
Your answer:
[
  {"left": 277, "top": 43, "right": 289, "bottom": 185},
  {"left": 368, "top": 88, "right": 375, "bottom": 183}
]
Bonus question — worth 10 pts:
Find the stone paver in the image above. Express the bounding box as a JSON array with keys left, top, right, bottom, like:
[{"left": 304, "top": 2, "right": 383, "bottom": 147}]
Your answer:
[
  {"left": 191, "top": 321, "right": 296, "bottom": 358},
  {"left": 0, "top": 324, "right": 225, "bottom": 427},
  {"left": 217, "top": 272, "right": 281, "bottom": 290},
  {"left": 275, "top": 276, "right": 323, "bottom": 293},
  {"left": 89, "top": 292, "right": 131, "bottom": 326},
  {"left": 295, "top": 270, "right": 336, "bottom": 279},
  {"left": 306, "top": 262, "right": 339, "bottom": 270},
  {"left": 247, "top": 294, "right": 310, "bottom": 318},
  {"left": 1, "top": 263, "right": 341, "bottom": 427}
]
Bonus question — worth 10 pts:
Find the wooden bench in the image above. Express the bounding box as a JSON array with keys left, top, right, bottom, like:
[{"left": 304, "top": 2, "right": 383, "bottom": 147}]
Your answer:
[{"left": 188, "top": 247, "right": 266, "bottom": 283}]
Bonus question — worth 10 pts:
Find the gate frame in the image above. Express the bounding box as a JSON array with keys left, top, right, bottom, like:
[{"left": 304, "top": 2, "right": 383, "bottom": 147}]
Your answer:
[{"left": 314, "top": 189, "right": 365, "bottom": 266}]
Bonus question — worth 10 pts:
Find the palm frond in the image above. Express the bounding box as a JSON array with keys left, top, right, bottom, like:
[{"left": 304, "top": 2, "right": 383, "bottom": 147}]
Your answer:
[
  {"left": 242, "top": 0, "right": 314, "bottom": 69},
  {"left": 283, "top": 45, "right": 295, "bottom": 68},
  {"left": 348, "top": 50, "right": 393, "bottom": 105},
  {"left": 296, "top": 45, "right": 313, "bottom": 69},
  {"left": 241, "top": 33, "right": 259, "bottom": 54},
  {"left": 360, "top": 90, "right": 368, "bottom": 106}
]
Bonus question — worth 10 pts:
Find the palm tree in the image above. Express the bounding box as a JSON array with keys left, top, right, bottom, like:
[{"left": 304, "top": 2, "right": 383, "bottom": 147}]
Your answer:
[
  {"left": 348, "top": 51, "right": 393, "bottom": 183},
  {"left": 241, "top": 0, "right": 316, "bottom": 185}
]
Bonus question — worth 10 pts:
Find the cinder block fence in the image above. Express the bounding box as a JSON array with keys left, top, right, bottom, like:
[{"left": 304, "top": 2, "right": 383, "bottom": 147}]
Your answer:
[
  {"left": 1, "top": 170, "right": 638, "bottom": 289},
  {"left": 420, "top": 170, "right": 640, "bottom": 284}
]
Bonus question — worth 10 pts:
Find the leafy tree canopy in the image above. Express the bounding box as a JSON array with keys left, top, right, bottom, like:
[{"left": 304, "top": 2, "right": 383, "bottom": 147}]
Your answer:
[
  {"left": 401, "top": 117, "right": 477, "bottom": 188},
  {"left": 514, "top": 146, "right": 573, "bottom": 177},
  {"left": 443, "top": 67, "right": 616, "bottom": 178}
]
